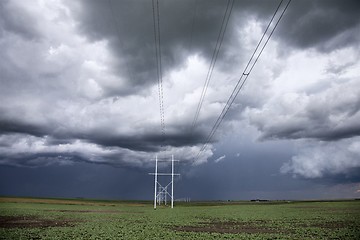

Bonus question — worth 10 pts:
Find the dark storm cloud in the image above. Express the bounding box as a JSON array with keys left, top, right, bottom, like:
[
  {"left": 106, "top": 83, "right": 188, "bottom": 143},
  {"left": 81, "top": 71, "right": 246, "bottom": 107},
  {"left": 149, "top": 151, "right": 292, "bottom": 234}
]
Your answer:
[
  {"left": 275, "top": 0, "right": 360, "bottom": 52},
  {"left": 44, "top": 137, "right": 75, "bottom": 146},
  {"left": 257, "top": 118, "right": 360, "bottom": 142},
  {"left": 0, "top": 152, "right": 85, "bottom": 168},
  {"left": 0, "top": 119, "right": 48, "bottom": 137},
  {"left": 40, "top": 115, "right": 208, "bottom": 151},
  {"left": 1, "top": 0, "right": 359, "bottom": 172},
  {"left": 0, "top": 0, "right": 258, "bottom": 160},
  {"left": 73, "top": 128, "right": 207, "bottom": 152},
  {"left": 67, "top": 0, "right": 288, "bottom": 96},
  {"left": 68, "top": 0, "right": 234, "bottom": 95},
  {"left": 0, "top": 116, "right": 207, "bottom": 153},
  {"left": 88, "top": 131, "right": 207, "bottom": 152},
  {"left": 67, "top": 0, "right": 360, "bottom": 99},
  {"left": 309, "top": 167, "right": 360, "bottom": 185},
  {"left": 0, "top": 0, "right": 41, "bottom": 40}
]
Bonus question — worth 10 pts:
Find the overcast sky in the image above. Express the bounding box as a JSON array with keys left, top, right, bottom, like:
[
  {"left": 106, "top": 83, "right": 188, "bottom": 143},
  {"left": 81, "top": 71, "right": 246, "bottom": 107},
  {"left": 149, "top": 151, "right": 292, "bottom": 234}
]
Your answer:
[{"left": 1, "top": 0, "right": 360, "bottom": 200}]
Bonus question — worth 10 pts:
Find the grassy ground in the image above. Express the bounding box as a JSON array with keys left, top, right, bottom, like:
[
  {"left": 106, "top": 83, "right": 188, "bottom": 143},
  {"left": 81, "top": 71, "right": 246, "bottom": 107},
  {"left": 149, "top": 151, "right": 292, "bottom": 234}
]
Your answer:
[{"left": 1, "top": 196, "right": 359, "bottom": 239}]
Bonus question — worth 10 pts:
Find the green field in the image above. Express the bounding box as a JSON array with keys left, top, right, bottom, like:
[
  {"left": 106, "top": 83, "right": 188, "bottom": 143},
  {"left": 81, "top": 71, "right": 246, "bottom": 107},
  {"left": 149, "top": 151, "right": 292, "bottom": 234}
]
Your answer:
[{"left": 1, "top": 197, "right": 359, "bottom": 239}]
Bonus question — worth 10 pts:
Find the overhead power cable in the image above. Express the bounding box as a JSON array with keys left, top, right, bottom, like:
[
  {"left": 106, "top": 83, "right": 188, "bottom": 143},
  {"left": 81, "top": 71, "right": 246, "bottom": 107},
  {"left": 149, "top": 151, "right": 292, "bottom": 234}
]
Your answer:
[
  {"left": 196, "top": 0, "right": 292, "bottom": 160},
  {"left": 191, "top": 0, "right": 235, "bottom": 130},
  {"left": 152, "top": 0, "right": 166, "bottom": 140}
]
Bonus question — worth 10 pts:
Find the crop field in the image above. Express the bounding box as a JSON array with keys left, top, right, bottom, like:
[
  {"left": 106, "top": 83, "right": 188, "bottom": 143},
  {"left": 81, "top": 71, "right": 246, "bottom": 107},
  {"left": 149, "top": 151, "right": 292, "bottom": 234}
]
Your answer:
[{"left": 1, "top": 197, "right": 359, "bottom": 239}]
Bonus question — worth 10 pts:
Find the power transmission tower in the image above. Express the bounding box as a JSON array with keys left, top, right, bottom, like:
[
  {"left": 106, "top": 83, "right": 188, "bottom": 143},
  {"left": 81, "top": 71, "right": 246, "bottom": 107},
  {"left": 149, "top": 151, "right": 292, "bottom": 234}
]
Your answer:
[{"left": 149, "top": 155, "right": 180, "bottom": 209}]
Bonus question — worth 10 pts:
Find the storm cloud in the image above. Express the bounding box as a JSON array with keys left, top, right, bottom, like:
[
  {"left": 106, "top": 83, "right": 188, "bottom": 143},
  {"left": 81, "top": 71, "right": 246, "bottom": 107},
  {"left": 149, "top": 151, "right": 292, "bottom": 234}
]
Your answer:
[
  {"left": 0, "top": 0, "right": 360, "bottom": 190},
  {"left": 275, "top": 0, "right": 360, "bottom": 52}
]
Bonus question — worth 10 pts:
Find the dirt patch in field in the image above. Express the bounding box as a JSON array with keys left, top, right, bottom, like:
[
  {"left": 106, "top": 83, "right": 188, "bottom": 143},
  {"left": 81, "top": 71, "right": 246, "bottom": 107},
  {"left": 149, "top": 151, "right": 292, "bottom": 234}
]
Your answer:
[
  {"left": 168, "top": 220, "right": 292, "bottom": 234},
  {"left": 288, "top": 206, "right": 322, "bottom": 209},
  {"left": 44, "top": 210, "right": 144, "bottom": 214},
  {"left": 0, "top": 215, "right": 81, "bottom": 229}
]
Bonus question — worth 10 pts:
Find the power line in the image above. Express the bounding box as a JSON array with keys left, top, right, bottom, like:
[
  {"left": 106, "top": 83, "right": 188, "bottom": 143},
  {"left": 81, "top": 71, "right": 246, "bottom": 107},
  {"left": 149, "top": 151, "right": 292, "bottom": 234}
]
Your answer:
[
  {"left": 178, "top": 0, "right": 234, "bottom": 164},
  {"left": 191, "top": 0, "right": 235, "bottom": 130},
  {"left": 196, "top": 0, "right": 292, "bottom": 160},
  {"left": 152, "top": 0, "right": 166, "bottom": 140}
]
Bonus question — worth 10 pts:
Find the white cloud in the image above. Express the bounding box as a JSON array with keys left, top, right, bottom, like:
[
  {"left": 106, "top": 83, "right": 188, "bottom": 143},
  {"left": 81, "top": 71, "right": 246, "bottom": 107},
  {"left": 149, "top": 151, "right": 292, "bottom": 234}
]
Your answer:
[
  {"left": 214, "top": 155, "right": 226, "bottom": 163},
  {"left": 245, "top": 45, "right": 360, "bottom": 141},
  {"left": 281, "top": 138, "right": 360, "bottom": 178},
  {"left": 241, "top": 37, "right": 360, "bottom": 179}
]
